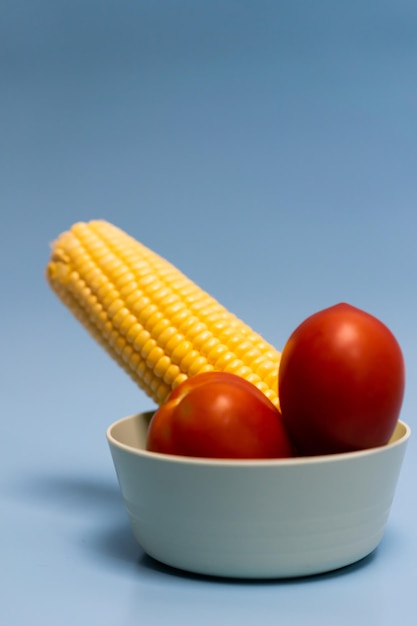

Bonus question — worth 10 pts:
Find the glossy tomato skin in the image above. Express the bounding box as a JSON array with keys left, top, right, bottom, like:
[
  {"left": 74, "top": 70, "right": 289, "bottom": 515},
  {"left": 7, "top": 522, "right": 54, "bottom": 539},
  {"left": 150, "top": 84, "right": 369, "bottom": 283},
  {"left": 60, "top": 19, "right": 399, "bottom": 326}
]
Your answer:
[
  {"left": 279, "top": 303, "right": 405, "bottom": 456},
  {"left": 147, "top": 371, "right": 293, "bottom": 459}
]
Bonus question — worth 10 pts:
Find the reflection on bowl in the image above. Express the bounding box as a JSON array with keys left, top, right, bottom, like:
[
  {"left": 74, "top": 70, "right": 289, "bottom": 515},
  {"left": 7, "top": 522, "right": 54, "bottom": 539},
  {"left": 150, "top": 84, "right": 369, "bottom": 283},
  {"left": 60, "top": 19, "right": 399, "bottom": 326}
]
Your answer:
[{"left": 106, "top": 412, "right": 410, "bottom": 579}]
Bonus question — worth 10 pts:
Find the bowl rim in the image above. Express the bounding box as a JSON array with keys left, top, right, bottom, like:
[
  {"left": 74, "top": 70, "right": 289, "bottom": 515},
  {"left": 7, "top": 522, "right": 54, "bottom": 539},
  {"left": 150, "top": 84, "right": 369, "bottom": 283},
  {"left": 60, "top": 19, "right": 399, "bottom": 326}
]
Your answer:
[{"left": 106, "top": 413, "right": 411, "bottom": 468}]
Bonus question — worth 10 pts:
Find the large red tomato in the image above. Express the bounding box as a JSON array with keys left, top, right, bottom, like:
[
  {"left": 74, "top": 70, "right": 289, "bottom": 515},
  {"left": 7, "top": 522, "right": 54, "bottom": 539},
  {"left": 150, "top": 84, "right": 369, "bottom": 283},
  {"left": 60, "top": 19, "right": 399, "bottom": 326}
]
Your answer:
[
  {"left": 147, "top": 371, "right": 293, "bottom": 459},
  {"left": 278, "top": 303, "right": 405, "bottom": 456}
]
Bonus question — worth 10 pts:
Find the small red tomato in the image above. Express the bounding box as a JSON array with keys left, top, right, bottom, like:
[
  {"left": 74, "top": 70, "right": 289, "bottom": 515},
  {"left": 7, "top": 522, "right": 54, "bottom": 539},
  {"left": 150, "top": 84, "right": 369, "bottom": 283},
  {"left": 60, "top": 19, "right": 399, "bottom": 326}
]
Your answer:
[
  {"left": 146, "top": 371, "right": 293, "bottom": 459},
  {"left": 278, "top": 303, "right": 405, "bottom": 456}
]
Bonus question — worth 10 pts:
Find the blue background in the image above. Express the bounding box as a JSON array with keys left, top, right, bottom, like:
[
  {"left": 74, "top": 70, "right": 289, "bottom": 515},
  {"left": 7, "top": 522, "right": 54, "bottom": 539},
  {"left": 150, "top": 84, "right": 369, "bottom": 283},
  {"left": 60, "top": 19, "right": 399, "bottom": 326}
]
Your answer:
[{"left": 2, "top": 1, "right": 416, "bottom": 623}]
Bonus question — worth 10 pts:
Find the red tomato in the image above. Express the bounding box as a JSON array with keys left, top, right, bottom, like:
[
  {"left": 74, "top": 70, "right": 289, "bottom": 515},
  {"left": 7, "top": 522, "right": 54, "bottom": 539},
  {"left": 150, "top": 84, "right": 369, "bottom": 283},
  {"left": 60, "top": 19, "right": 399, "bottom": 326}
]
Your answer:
[
  {"left": 146, "top": 371, "right": 293, "bottom": 459},
  {"left": 278, "top": 303, "right": 405, "bottom": 456}
]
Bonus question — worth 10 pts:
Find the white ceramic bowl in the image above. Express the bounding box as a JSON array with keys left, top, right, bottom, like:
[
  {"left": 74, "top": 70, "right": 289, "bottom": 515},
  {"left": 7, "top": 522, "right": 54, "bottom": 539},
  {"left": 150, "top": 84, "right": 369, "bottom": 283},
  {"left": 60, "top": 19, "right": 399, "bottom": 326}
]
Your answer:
[{"left": 107, "top": 412, "right": 410, "bottom": 579}]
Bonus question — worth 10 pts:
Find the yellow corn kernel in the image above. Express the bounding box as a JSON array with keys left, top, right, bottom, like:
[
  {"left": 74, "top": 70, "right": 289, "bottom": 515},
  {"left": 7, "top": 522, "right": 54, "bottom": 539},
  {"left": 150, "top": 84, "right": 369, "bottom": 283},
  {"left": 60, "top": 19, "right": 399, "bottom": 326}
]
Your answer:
[{"left": 46, "top": 220, "right": 281, "bottom": 407}]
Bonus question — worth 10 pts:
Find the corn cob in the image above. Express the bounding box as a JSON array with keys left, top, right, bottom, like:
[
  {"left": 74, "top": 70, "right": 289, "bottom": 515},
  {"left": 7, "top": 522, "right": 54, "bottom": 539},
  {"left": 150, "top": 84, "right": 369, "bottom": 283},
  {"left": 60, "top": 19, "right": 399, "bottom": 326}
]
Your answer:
[{"left": 46, "top": 220, "right": 281, "bottom": 407}]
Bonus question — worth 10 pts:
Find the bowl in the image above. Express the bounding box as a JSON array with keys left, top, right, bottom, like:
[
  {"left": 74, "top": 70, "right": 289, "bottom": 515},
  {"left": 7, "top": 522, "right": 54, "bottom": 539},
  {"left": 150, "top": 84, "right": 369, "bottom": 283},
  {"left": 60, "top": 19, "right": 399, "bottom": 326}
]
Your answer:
[{"left": 106, "top": 412, "right": 410, "bottom": 579}]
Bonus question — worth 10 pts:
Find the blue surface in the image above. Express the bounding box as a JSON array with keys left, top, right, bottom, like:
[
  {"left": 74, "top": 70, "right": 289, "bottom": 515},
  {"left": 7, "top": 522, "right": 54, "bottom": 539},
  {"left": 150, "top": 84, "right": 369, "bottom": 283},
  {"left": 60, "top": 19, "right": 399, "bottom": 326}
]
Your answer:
[{"left": 2, "top": 1, "right": 417, "bottom": 624}]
